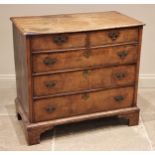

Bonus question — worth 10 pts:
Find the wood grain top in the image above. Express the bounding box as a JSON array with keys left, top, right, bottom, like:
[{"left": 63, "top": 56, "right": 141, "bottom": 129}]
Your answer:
[{"left": 10, "top": 11, "right": 144, "bottom": 35}]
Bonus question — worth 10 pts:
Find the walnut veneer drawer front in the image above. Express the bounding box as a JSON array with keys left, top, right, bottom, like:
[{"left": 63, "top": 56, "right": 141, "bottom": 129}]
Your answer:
[
  {"left": 34, "top": 87, "right": 134, "bottom": 122},
  {"left": 90, "top": 28, "right": 139, "bottom": 46},
  {"left": 11, "top": 11, "right": 144, "bottom": 145},
  {"left": 33, "top": 45, "right": 138, "bottom": 73},
  {"left": 31, "top": 28, "right": 138, "bottom": 52},
  {"left": 31, "top": 33, "right": 87, "bottom": 51},
  {"left": 33, "top": 65, "right": 136, "bottom": 97}
]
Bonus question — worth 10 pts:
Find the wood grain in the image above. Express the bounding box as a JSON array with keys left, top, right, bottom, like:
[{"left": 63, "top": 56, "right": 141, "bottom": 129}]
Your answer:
[
  {"left": 34, "top": 86, "right": 134, "bottom": 122},
  {"left": 90, "top": 28, "right": 138, "bottom": 46},
  {"left": 31, "top": 33, "right": 86, "bottom": 51},
  {"left": 13, "top": 25, "right": 29, "bottom": 116},
  {"left": 33, "top": 65, "right": 136, "bottom": 97},
  {"left": 32, "top": 44, "right": 138, "bottom": 73},
  {"left": 133, "top": 27, "right": 143, "bottom": 106},
  {"left": 11, "top": 11, "right": 143, "bottom": 145},
  {"left": 10, "top": 11, "right": 144, "bottom": 35}
]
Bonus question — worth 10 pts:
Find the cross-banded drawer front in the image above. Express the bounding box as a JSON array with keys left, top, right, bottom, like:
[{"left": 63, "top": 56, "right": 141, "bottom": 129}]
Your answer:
[
  {"left": 32, "top": 45, "right": 138, "bottom": 73},
  {"left": 34, "top": 86, "right": 134, "bottom": 122},
  {"left": 33, "top": 65, "right": 136, "bottom": 97},
  {"left": 31, "top": 33, "right": 87, "bottom": 51},
  {"left": 90, "top": 28, "right": 138, "bottom": 46}
]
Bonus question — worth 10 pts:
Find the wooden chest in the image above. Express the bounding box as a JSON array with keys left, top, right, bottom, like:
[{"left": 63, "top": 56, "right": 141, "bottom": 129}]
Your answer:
[{"left": 11, "top": 11, "right": 144, "bottom": 145}]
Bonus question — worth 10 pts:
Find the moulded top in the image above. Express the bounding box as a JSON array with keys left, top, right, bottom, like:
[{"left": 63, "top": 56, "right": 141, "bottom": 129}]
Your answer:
[{"left": 10, "top": 11, "right": 144, "bottom": 35}]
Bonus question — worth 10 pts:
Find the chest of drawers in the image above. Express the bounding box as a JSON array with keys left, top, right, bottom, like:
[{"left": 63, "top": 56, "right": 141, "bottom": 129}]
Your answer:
[{"left": 11, "top": 11, "right": 144, "bottom": 145}]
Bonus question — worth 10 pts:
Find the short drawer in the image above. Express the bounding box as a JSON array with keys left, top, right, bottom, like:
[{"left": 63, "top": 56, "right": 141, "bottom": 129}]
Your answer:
[
  {"left": 90, "top": 28, "right": 139, "bottom": 46},
  {"left": 31, "top": 33, "right": 86, "bottom": 51},
  {"left": 34, "top": 86, "right": 134, "bottom": 122},
  {"left": 33, "top": 65, "right": 136, "bottom": 97},
  {"left": 33, "top": 44, "right": 138, "bottom": 73}
]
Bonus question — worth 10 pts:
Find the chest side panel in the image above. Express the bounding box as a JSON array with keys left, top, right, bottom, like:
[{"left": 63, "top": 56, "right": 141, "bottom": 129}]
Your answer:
[{"left": 13, "top": 25, "right": 29, "bottom": 116}]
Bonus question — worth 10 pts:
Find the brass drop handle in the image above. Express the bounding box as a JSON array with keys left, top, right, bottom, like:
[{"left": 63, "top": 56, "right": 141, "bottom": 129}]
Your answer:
[
  {"left": 45, "top": 81, "right": 56, "bottom": 89},
  {"left": 108, "top": 30, "right": 120, "bottom": 41},
  {"left": 53, "top": 35, "right": 68, "bottom": 44},
  {"left": 117, "top": 51, "right": 128, "bottom": 58},
  {"left": 45, "top": 105, "right": 56, "bottom": 113},
  {"left": 114, "top": 72, "right": 127, "bottom": 80},
  {"left": 43, "top": 57, "right": 57, "bottom": 66},
  {"left": 114, "top": 95, "right": 124, "bottom": 102},
  {"left": 81, "top": 93, "right": 90, "bottom": 100}
]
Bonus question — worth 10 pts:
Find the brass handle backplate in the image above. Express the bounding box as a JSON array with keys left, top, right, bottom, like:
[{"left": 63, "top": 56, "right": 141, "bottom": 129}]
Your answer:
[
  {"left": 117, "top": 51, "right": 128, "bottom": 58},
  {"left": 114, "top": 95, "right": 124, "bottom": 102},
  {"left": 43, "top": 57, "right": 57, "bottom": 66},
  {"left": 108, "top": 30, "right": 120, "bottom": 41},
  {"left": 83, "top": 51, "right": 91, "bottom": 58},
  {"left": 81, "top": 93, "right": 90, "bottom": 100},
  {"left": 45, "top": 81, "right": 56, "bottom": 89},
  {"left": 83, "top": 70, "right": 91, "bottom": 77},
  {"left": 45, "top": 105, "right": 56, "bottom": 113},
  {"left": 114, "top": 72, "right": 127, "bottom": 80},
  {"left": 53, "top": 35, "right": 68, "bottom": 45}
]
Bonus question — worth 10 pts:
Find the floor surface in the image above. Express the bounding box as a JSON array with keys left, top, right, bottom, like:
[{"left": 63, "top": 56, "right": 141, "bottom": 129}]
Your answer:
[{"left": 0, "top": 81, "right": 155, "bottom": 151}]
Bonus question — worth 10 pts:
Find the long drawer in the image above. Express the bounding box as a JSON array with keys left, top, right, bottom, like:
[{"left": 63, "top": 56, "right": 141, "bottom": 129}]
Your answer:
[
  {"left": 33, "top": 65, "right": 136, "bottom": 97},
  {"left": 33, "top": 45, "right": 138, "bottom": 73},
  {"left": 34, "top": 86, "right": 134, "bottom": 122}
]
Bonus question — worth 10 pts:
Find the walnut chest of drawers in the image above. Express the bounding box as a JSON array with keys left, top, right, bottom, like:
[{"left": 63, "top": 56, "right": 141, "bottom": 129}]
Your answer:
[{"left": 11, "top": 11, "right": 144, "bottom": 145}]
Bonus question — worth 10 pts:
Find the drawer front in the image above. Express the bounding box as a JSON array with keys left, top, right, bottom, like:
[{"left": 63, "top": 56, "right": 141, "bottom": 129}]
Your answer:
[
  {"left": 34, "top": 87, "right": 134, "bottom": 122},
  {"left": 33, "top": 65, "right": 136, "bottom": 97},
  {"left": 33, "top": 45, "right": 138, "bottom": 73},
  {"left": 90, "top": 28, "right": 138, "bottom": 46},
  {"left": 31, "top": 33, "right": 87, "bottom": 51}
]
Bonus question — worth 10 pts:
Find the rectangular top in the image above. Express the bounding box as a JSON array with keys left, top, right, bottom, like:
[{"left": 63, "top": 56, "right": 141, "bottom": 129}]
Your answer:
[{"left": 10, "top": 11, "right": 144, "bottom": 35}]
